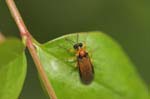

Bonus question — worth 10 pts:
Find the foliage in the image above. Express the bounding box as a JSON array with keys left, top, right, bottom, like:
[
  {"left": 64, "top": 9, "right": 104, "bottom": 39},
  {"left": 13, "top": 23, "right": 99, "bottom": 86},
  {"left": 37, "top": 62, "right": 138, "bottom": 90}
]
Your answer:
[{"left": 0, "top": 38, "right": 26, "bottom": 99}]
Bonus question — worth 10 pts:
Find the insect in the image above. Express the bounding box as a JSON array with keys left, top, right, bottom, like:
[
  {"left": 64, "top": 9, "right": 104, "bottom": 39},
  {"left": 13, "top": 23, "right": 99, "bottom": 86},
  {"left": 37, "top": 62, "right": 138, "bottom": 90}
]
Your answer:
[{"left": 67, "top": 34, "right": 94, "bottom": 84}]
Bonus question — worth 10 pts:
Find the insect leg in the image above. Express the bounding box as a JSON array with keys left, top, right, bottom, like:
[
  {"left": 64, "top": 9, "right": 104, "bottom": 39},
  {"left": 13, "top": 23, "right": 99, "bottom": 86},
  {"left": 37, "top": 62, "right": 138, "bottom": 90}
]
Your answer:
[
  {"left": 65, "top": 57, "right": 76, "bottom": 63},
  {"left": 82, "top": 41, "right": 87, "bottom": 49}
]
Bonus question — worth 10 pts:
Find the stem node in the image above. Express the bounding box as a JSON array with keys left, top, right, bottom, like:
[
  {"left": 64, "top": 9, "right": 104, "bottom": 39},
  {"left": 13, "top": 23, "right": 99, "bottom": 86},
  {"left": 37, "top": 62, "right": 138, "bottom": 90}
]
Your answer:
[{"left": 5, "top": 0, "right": 57, "bottom": 99}]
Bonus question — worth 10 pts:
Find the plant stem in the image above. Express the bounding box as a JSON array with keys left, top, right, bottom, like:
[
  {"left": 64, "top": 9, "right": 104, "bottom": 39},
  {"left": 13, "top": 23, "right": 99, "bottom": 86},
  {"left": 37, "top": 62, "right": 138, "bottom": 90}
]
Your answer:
[{"left": 5, "top": 0, "right": 57, "bottom": 99}]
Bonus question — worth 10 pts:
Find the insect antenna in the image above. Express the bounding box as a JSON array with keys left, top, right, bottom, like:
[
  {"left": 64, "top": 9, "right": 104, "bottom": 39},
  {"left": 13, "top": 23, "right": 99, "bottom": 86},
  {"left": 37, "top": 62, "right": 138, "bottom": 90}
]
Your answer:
[
  {"left": 65, "top": 38, "right": 75, "bottom": 46},
  {"left": 77, "top": 33, "right": 79, "bottom": 44}
]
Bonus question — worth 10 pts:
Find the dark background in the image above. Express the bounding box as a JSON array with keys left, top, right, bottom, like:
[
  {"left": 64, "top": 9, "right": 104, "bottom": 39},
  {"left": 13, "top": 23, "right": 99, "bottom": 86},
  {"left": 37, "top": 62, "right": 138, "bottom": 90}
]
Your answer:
[{"left": 0, "top": 0, "right": 149, "bottom": 99}]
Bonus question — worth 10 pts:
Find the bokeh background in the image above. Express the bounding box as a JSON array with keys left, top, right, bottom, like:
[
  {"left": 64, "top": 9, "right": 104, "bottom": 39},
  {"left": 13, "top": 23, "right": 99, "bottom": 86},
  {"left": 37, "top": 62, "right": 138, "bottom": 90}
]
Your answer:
[{"left": 0, "top": 0, "right": 149, "bottom": 99}]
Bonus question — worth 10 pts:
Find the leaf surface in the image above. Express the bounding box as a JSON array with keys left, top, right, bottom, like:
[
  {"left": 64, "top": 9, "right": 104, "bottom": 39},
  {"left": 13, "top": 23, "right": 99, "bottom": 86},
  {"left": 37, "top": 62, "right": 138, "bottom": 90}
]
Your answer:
[
  {"left": 0, "top": 38, "right": 27, "bottom": 99},
  {"left": 36, "top": 31, "right": 148, "bottom": 99}
]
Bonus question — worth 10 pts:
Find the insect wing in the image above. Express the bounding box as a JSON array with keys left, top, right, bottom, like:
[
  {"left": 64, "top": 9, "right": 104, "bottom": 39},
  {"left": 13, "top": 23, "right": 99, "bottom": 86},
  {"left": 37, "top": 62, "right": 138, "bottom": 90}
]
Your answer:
[{"left": 78, "top": 56, "right": 94, "bottom": 84}]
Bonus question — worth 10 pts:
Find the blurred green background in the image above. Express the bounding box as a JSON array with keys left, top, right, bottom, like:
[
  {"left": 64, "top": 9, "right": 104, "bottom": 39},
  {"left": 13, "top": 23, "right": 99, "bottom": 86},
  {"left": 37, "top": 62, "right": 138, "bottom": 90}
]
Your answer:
[{"left": 0, "top": 0, "right": 149, "bottom": 99}]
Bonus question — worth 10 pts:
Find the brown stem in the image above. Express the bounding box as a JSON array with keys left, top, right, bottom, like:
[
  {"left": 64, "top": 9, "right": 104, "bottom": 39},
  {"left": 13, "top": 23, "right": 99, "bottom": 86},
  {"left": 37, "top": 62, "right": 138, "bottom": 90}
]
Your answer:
[{"left": 5, "top": 0, "right": 57, "bottom": 99}]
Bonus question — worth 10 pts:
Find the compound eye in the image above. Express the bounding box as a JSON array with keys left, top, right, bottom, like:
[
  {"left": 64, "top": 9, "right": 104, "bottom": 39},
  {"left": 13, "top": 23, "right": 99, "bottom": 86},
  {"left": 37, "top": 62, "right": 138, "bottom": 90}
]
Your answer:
[
  {"left": 73, "top": 44, "right": 78, "bottom": 49},
  {"left": 79, "top": 43, "right": 83, "bottom": 47}
]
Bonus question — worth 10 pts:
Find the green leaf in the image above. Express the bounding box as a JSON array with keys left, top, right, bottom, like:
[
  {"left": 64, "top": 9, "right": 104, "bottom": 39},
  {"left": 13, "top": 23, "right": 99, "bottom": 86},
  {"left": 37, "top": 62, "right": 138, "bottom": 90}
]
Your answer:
[
  {"left": 0, "top": 38, "right": 27, "bottom": 99},
  {"left": 36, "top": 31, "right": 148, "bottom": 99}
]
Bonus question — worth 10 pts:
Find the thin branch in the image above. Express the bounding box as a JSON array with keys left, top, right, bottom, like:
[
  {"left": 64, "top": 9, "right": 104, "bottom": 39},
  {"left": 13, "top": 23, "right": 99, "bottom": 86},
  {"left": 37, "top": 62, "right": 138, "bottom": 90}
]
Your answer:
[{"left": 5, "top": 0, "right": 57, "bottom": 99}]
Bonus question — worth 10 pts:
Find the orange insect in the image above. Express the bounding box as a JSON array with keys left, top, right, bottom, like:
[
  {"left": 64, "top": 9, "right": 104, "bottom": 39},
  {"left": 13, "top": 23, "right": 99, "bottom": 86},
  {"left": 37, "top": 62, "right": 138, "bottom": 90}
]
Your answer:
[{"left": 73, "top": 34, "right": 94, "bottom": 84}]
